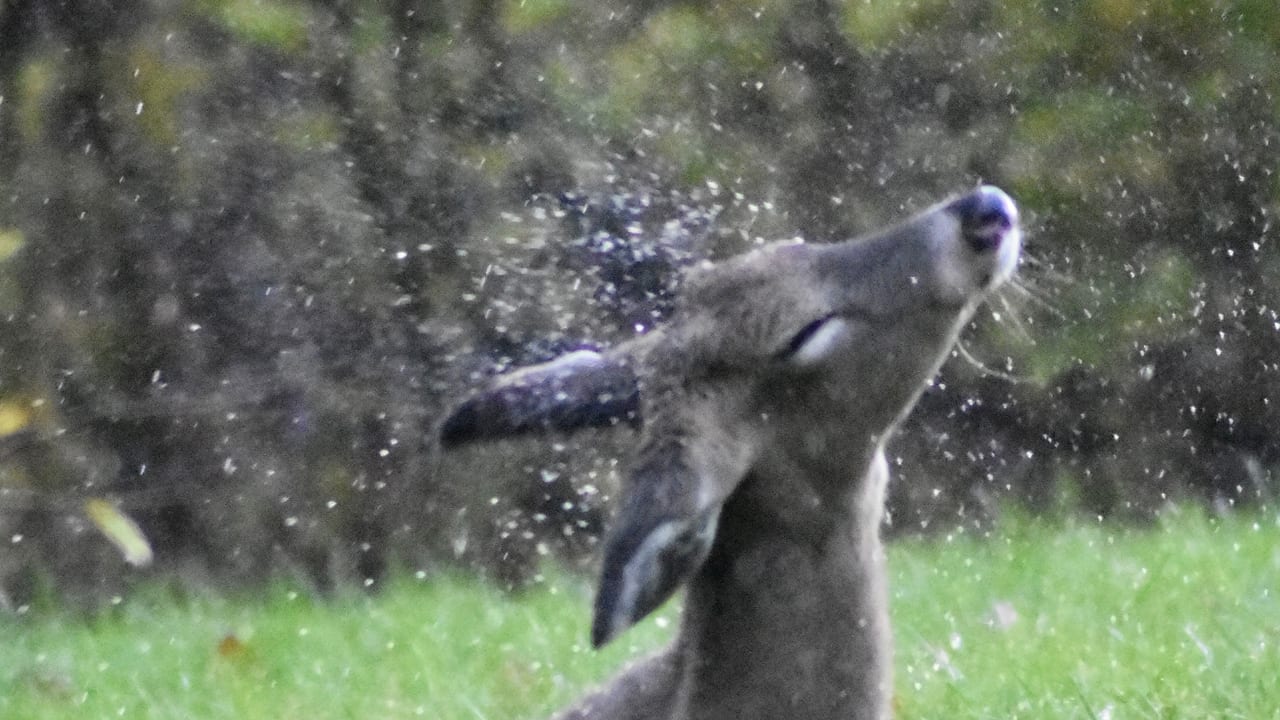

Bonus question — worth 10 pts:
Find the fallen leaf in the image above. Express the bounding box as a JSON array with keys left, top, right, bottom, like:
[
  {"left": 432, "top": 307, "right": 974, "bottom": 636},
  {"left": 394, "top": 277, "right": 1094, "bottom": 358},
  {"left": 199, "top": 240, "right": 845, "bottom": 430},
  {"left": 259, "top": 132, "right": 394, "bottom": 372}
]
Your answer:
[
  {"left": 217, "top": 633, "right": 247, "bottom": 658},
  {"left": 84, "top": 498, "right": 154, "bottom": 567}
]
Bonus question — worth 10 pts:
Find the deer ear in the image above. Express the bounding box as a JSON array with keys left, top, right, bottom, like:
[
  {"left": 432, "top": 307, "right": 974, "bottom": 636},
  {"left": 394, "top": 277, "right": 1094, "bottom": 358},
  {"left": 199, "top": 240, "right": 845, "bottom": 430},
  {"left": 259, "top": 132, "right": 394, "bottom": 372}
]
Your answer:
[
  {"left": 588, "top": 339, "right": 760, "bottom": 647},
  {"left": 591, "top": 505, "right": 719, "bottom": 648},
  {"left": 591, "top": 439, "right": 721, "bottom": 648},
  {"left": 439, "top": 350, "right": 640, "bottom": 447},
  {"left": 778, "top": 315, "right": 855, "bottom": 368}
]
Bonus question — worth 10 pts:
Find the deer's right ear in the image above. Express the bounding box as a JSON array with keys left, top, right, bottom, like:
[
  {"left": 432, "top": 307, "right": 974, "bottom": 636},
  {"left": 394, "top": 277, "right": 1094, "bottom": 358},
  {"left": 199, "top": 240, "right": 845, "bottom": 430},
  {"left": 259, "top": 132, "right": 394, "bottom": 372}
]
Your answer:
[{"left": 439, "top": 350, "right": 640, "bottom": 447}]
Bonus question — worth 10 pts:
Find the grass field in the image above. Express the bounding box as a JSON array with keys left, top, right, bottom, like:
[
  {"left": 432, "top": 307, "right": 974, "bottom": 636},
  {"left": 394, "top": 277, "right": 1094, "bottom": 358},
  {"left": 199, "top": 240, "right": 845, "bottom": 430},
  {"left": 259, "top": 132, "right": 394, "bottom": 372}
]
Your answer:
[{"left": 2, "top": 509, "right": 1278, "bottom": 719}]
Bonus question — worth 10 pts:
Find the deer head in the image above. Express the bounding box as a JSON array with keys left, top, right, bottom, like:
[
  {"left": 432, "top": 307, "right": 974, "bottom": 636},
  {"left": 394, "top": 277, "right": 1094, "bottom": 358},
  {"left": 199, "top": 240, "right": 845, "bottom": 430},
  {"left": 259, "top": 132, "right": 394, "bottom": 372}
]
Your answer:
[{"left": 441, "top": 185, "right": 1021, "bottom": 718}]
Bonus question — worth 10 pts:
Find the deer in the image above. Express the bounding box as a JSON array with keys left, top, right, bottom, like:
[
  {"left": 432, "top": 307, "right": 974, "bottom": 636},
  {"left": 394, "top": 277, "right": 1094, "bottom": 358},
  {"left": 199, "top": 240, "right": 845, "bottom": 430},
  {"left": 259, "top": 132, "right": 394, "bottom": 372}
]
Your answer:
[{"left": 439, "top": 185, "right": 1022, "bottom": 720}]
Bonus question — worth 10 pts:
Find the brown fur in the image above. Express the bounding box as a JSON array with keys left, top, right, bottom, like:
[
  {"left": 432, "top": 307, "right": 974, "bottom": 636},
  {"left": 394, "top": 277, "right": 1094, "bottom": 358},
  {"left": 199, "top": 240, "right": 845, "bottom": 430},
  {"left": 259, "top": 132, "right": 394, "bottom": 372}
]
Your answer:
[{"left": 443, "top": 187, "right": 1022, "bottom": 720}]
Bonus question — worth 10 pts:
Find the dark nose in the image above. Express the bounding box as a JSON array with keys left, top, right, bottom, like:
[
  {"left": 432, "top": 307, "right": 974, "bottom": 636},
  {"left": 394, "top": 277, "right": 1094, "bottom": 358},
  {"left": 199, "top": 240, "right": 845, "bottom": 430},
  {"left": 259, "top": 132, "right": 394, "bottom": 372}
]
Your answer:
[{"left": 949, "top": 185, "right": 1018, "bottom": 252}]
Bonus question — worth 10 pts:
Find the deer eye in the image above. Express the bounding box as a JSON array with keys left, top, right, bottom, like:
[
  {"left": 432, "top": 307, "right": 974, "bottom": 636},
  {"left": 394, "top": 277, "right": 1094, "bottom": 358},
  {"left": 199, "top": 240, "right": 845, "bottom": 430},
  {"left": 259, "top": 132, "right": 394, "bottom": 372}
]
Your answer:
[{"left": 779, "top": 315, "right": 851, "bottom": 368}]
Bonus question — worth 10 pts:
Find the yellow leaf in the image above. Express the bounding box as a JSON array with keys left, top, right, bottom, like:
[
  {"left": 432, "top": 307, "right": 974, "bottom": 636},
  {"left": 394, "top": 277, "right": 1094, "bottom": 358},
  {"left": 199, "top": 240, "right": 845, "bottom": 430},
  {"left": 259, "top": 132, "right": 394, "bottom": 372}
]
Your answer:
[
  {"left": 0, "top": 229, "right": 23, "bottom": 262},
  {"left": 85, "top": 499, "right": 154, "bottom": 567},
  {"left": 0, "top": 400, "right": 31, "bottom": 436}
]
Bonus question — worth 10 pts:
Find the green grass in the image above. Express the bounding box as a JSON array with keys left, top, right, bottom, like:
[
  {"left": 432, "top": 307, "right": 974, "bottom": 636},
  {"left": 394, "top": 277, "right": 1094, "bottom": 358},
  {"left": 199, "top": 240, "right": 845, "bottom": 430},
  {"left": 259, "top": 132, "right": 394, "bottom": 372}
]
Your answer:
[
  {"left": 893, "top": 511, "right": 1280, "bottom": 719},
  {"left": 2, "top": 509, "right": 1278, "bottom": 719}
]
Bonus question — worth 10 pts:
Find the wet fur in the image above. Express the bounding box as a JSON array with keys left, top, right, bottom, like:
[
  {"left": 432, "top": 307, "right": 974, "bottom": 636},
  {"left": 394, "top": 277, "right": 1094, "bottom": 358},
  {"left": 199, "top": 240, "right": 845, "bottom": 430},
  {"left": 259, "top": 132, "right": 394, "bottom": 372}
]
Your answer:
[{"left": 442, "top": 188, "right": 1021, "bottom": 720}]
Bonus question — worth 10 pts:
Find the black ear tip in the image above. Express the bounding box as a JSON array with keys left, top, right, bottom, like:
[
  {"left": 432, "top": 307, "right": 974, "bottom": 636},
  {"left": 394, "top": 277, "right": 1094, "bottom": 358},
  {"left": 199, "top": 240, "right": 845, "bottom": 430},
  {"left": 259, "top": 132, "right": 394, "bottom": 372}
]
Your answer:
[
  {"left": 590, "top": 602, "right": 635, "bottom": 648},
  {"left": 590, "top": 618, "right": 613, "bottom": 649},
  {"left": 590, "top": 572, "right": 627, "bottom": 648},
  {"left": 438, "top": 401, "right": 482, "bottom": 448}
]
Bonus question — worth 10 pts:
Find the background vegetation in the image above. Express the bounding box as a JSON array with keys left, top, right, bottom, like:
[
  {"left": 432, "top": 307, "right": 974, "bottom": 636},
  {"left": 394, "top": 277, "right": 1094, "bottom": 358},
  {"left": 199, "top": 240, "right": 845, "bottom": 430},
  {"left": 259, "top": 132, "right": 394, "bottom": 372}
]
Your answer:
[{"left": 0, "top": 0, "right": 1278, "bottom": 606}]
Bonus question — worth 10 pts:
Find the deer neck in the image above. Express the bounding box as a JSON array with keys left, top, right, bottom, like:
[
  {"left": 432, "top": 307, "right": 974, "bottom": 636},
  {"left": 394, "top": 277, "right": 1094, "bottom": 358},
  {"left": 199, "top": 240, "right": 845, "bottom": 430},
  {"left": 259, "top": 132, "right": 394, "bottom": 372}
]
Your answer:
[{"left": 669, "top": 450, "right": 894, "bottom": 720}]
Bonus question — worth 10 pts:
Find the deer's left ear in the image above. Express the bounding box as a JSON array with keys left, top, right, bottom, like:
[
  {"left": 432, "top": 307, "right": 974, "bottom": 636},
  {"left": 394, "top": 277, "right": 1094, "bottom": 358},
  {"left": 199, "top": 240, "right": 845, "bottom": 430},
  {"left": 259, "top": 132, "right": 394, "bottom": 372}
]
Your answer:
[
  {"left": 589, "top": 355, "right": 758, "bottom": 646},
  {"left": 591, "top": 436, "right": 723, "bottom": 648}
]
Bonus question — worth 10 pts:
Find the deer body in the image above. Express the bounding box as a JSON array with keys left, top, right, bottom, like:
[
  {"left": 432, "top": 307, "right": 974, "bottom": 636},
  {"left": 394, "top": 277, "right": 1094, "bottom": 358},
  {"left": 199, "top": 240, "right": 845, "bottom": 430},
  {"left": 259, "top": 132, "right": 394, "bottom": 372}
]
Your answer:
[{"left": 440, "top": 187, "right": 1022, "bottom": 720}]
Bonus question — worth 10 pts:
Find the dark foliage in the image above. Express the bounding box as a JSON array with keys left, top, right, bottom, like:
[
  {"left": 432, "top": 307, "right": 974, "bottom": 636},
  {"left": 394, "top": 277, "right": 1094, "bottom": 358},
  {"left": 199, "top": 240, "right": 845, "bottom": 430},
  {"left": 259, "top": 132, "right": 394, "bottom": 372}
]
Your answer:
[{"left": 0, "top": 0, "right": 1277, "bottom": 604}]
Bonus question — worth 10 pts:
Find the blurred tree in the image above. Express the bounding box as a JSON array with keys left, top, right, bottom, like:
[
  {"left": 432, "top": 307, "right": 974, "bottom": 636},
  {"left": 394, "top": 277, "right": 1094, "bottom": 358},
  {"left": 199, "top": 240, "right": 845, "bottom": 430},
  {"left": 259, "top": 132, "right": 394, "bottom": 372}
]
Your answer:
[{"left": 0, "top": 0, "right": 1277, "bottom": 604}]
